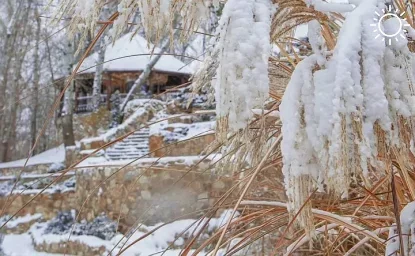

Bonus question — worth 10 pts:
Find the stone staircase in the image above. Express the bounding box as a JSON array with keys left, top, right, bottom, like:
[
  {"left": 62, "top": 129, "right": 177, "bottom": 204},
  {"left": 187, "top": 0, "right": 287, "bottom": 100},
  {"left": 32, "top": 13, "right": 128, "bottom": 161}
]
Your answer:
[{"left": 105, "top": 128, "right": 150, "bottom": 161}]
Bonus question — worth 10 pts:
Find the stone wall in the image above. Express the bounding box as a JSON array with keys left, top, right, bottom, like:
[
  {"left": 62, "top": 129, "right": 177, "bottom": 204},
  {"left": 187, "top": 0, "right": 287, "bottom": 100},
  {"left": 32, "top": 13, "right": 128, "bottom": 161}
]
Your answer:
[
  {"left": 149, "top": 133, "right": 215, "bottom": 157},
  {"left": 0, "top": 164, "right": 51, "bottom": 176},
  {"left": 35, "top": 241, "right": 106, "bottom": 256},
  {"left": 75, "top": 163, "right": 231, "bottom": 232},
  {"left": 0, "top": 192, "right": 77, "bottom": 220},
  {"left": 0, "top": 160, "right": 232, "bottom": 234},
  {"left": 73, "top": 107, "right": 111, "bottom": 141},
  {"left": 79, "top": 101, "right": 163, "bottom": 151}
]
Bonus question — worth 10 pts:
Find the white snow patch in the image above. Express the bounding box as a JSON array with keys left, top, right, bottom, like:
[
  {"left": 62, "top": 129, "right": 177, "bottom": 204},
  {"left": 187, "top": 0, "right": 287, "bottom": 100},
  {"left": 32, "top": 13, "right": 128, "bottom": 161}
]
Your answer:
[
  {"left": 1, "top": 213, "right": 42, "bottom": 229},
  {"left": 2, "top": 210, "right": 238, "bottom": 255},
  {"left": 0, "top": 145, "right": 65, "bottom": 169},
  {"left": 78, "top": 32, "right": 193, "bottom": 75}
]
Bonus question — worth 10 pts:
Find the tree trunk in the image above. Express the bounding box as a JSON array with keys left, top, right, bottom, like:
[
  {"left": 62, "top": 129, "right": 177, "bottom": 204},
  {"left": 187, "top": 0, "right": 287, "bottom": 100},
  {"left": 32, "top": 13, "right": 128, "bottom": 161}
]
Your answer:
[
  {"left": 30, "top": 6, "right": 41, "bottom": 150},
  {"left": 4, "top": 0, "right": 32, "bottom": 161},
  {"left": 0, "top": 2, "right": 21, "bottom": 162},
  {"left": 120, "top": 39, "right": 170, "bottom": 112},
  {"left": 61, "top": 38, "right": 76, "bottom": 147},
  {"left": 92, "top": 36, "right": 106, "bottom": 110},
  {"left": 92, "top": 7, "right": 110, "bottom": 111}
]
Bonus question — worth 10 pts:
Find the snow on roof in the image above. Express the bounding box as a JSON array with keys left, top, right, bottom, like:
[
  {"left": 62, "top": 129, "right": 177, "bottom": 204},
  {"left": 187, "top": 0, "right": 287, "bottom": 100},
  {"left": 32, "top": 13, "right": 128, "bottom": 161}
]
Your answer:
[
  {"left": 0, "top": 145, "right": 65, "bottom": 169},
  {"left": 79, "top": 32, "right": 193, "bottom": 75}
]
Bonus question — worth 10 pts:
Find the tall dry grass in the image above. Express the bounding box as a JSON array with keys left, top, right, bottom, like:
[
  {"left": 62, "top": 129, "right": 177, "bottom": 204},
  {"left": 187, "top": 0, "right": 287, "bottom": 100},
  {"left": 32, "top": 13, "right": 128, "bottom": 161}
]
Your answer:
[{"left": 2, "top": 0, "right": 415, "bottom": 255}]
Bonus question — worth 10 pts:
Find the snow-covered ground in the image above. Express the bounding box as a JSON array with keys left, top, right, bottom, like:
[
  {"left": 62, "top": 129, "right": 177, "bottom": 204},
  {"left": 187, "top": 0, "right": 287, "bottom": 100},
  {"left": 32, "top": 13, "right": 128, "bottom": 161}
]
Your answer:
[
  {"left": 3, "top": 234, "right": 65, "bottom": 256},
  {"left": 0, "top": 145, "right": 65, "bottom": 169},
  {"left": 1, "top": 210, "right": 238, "bottom": 256},
  {"left": 150, "top": 120, "right": 215, "bottom": 142},
  {"left": 77, "top": 155, "right": 221, "bottom": 168}
]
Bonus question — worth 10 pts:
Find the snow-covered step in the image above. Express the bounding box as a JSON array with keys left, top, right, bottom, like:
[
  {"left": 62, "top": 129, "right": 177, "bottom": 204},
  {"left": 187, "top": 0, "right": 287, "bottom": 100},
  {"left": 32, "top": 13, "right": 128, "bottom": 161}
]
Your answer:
[
  {"left": 125, "top": 135, "right": 149, "bottom": 139},
  {"left": 107, "top": 148, "right": 149, "bottom": 153},
  {"left": 128, "top": 133, "right": 149, "bottom": 136},
  {"left": 113, "top": 145, "right": 148, "bottom": 149},
  {"left": 122, "top": 141, "right": 148, "bottom": 145},
  {"left": 107, "top": 152, "right": 149, "bottom": 156},
  {"left": 105, "top": 129, "right": 150, "bottom": 161}
]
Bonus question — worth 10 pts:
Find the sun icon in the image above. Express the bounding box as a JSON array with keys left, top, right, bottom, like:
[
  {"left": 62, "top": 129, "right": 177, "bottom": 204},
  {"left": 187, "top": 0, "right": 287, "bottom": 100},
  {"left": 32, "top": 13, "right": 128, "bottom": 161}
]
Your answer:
[{"left": 371, "top": 5, "right": 411, "bottom": 46}]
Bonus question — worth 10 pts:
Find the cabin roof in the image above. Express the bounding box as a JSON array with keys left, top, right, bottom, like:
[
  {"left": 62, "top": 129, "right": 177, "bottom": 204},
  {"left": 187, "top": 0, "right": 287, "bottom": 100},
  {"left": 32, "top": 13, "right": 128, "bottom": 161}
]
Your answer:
[{"left": 78, "top": 32, "right": 193, "bottom": 75}]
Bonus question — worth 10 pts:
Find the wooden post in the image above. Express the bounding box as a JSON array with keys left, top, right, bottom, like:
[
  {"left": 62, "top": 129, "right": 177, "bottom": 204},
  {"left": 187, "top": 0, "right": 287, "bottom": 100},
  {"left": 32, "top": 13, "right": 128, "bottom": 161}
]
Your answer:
[
  {"left": 107, "top": 72, "right": 111, "bottom": 110},
  {"left": 74, "top": 79, "right": 79, "bottom": 113}
]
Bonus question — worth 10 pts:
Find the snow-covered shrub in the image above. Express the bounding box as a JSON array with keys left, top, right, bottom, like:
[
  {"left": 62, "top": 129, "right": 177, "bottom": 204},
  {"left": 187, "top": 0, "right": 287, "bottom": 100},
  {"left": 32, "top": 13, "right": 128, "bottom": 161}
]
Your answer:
[
  {"left": 110, "top": 91, "right": 122, "bottom": 128},
  {"left": 47, "top": 162, "right": 65, "bottom": 173},
  {"left": 62, "top": 176, "right": 76, "bottom": 190},
  {"left": 0, "top": 182, "right": 12, "bottom": 197},
  {"left": 44, "top": 211, "right": 75, "bottom": 235},
  {"left": 81, "top": 214, "right": 117, "bottom": 240},
  {"left": 161, "top": 86, "right": 215, "bottom": 110},
  {"left": 44, "top": 212, "right": 117, "bottom": 241},
  {"left": 123, "top": 98, "right": 165, "bottom": 119}
]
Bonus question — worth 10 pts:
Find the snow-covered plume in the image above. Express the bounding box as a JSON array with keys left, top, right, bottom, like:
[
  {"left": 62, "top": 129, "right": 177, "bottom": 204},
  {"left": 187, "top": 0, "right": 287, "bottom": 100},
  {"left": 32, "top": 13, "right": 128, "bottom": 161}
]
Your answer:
[
  {"left": 280, "top": 0, "right": 415, "bottom": 232},
  {"left": 214, "top": 0, "right": 274, "bottom": 131},
  {"left": 58, "top": 0, "right": 218, "bottom": 47},
  {"left": 55, "top": 0, "right": 106, "bottom": 52}
]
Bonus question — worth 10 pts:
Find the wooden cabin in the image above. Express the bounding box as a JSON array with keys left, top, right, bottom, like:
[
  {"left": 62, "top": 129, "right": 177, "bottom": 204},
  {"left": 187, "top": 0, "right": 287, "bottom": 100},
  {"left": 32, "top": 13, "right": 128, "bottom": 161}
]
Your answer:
[{"left": 63, "top": 33, "right": 192, "bottom": 113}]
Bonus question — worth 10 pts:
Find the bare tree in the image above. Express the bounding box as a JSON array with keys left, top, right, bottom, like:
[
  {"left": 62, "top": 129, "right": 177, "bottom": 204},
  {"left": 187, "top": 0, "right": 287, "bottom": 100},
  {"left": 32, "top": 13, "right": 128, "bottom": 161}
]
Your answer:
[
  {"left": 120, "top": 40, "right": 170, "bottom": 113},
  {"left": 3, "top": 0, "right": 32, "bottom": 161},
  {"left": 30, "top": 5, "right": 41, "bottom": 150},
  {"left": 92, "top": 36, "right": 106, "bottom": 110},
  {"left": 0, "top": 1, "right": 22, "bottom": 161},
  {"left": 61, "top": 38, "right": 76, "bottom": 147}
]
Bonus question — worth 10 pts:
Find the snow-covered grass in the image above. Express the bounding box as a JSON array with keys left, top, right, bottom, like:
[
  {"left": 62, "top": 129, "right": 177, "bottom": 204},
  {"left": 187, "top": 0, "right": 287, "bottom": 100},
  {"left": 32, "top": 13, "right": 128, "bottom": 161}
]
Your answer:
[{"left": 0, "top": 145, "right": 65, "bottom": 169}]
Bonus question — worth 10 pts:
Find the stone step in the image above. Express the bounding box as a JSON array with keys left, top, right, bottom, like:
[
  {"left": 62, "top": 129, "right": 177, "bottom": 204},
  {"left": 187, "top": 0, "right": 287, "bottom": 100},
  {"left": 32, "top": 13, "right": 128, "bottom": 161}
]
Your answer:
[
  {"left": 125, "top": 139, "right": 149, "bottom": 143},
  {"left": 112, "top": 141, "right": 149, "bottom": 146},
  {"left": 108, "top": 144, "right": 148, "bottom": 151},
  {"left": 107, "top": 148, "right": 148, "bottom": 154},
  {"left": 105, "top": 129, "right": 151, "bottom": 160},
  {"left": 113, "top": 141, "right": 149, "bottom": 145},
  {"left": 107, "top": 148, "right": 149, "bottom": 152},
  {"left": 123, "top": 138, "right": 149, "bottom": 142},
  {"left": 112, "top": 143, "right": 149, "bottom": 146},
  {"left": 125, "top": 135, "right": 149, "bottom": 139},
  {"left": 130, "top": 132, "right": 150, "bottom": 135},
  {"left": 121, "top": 135, "right": 149, "bottom": 139},
  {"left": 107, "top": 148, "right": 149, "bottom": 153},
  {"left": 111, "top": 157, "right": 148, "bottom": 161},
  {"left": 106, "top": 152, "right": 149, "bottom": 156},
  {"left": 106, "top": 154, "right": 149, "bottom": 159}
]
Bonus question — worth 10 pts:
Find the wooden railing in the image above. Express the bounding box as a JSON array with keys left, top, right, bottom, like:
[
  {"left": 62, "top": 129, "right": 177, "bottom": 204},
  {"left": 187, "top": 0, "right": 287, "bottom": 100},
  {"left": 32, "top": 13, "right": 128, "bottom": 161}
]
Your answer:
[
  {"left": 75, "top": 93, "right": 150, "bottom": 113},
  {"left": 76, "top": 94, "right": 107, "bottom": 113}
]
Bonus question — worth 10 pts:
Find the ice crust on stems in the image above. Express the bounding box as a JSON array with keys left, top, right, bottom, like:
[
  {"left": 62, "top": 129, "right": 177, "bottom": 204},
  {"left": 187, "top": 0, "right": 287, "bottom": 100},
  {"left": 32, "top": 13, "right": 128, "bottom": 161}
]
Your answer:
[
  {"left": 305, "top": 0, "right": 355, "bottom": 13},
  {"left": 385, "top": 201, "right": 415, "bottom": 255},
  {"left": 280, "top": 0, "right": 415, "bottom": 233},
  {"left": 214, "top": 0, "right": 274, "bottom": 131}
]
